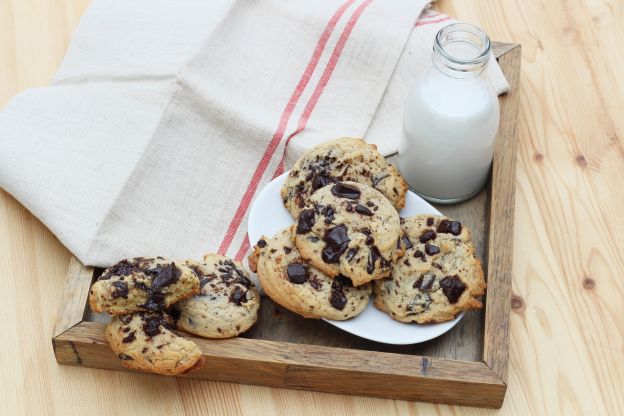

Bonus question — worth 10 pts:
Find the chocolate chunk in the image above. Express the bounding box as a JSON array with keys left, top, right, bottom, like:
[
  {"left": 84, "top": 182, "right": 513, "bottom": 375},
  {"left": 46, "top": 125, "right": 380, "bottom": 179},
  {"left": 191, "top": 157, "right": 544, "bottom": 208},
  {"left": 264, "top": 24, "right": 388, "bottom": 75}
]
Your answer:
[
  {"left": 122, "top": 331, "right": 136, "bottom": 343},
  {"left": 406, "top": 293, "right": 432, "bottom": 314},
  {"left": 437, "top": 219, "right": 462, "bottom": 235},
  {"left": 322, "top": 225, "right": 350, "bottom": 263},
  {"left": 286, "top": 263, "right": 309, "bottom": 284},
  {"left": 439, "top": 275, "right": 466, "bottom": 303},
  {"left": 118, "top": 353, "right": 133, "bottom": 361},
  {"left": 229, "top": 286, "right": 248, "bottom": 305},
  {"left": 331, "top": 182, "right": 360, "bottom": 200},
  {"left": 372, "top": 173, "right": 389, "bottom": 188},
  {"left": 413, "top": 272, "right": 435, "bottom": 291},
  {"left": 312, "top": 172, "right": 332, "bottom": 190},
  {"left": 215, "top": 260, "right": 252, "bottom": 288},
  {"left": 284, "top": 246, "right": 292, "bottom": 254},
  {"left": 362, "top": 229, "right": 374, "bottom": 245},
  {"left": 366, "top": 201, "right": 375, "bottom": 208},
  {"left": 308, "top": 275, "right": 323, "bottom": 290},
  {"left": 427, "top": 217, "right": 434, "bottom": 226},
  {"left": 425, "top": 243, "right": 440, "bottom": 255},
  {"left": 147, "top": 262, "right": 181, "bottom": 290},
  {"left": 100, "top": 259, "right": 142, "bottom": 280},
  {"left": 366, "top": 246, "right": 383, "bottom": 274},
  {"left": 199, "top": 275, "right": 216, "bottom": 288},
  {"left": 354, "top": 204, "right": 373, "bottom": 216},
  {"left": 188, "top": 264, "right": 204, "bottom": 279},
  {"left": 345, "top": 247, "right": 359, "bottom": 262},
  {"left": 257, "top": 239, "right": 267, "bottom": 248},
  {"left": 329, "top": 289, "right": 347, "bottom": 310},
  {"left": 333, "top": 274, "right": 353, "bottom": 287},
  {"left": 308, "top": 236, "right": 319, "bottom": 242},
  {"left": 142, "top": 315, "right": 168, "bottom": 337},
  {"left": 111, "top": 281, "right": 129, "bottom": 299},
  {"left": 419, "top": 229, "right": 436, "bottom": 243},
  {"left": 139, "top": 292, "right": 166, "bottom": 311},
  {"left": 119, "top": 315, "right": 133, "bottom": 325},
  {"left": 329, "top": 274, "right": 353, "bottom": 311},
  {"left": 296, "top": 209, "right": 316, "bottom": 234},
  {"left": 345, "top": 203, "right": 353, "bottom": 212},
  {"left": 233, "top": 274, "right": 252, "bottom": 288},
  {"left": 323, "top": 205, "right": 335, "bottom": 224},
  {"left": 414, "top": 249, "right": 424, "bottom": 259},
  {"left": 401, "top": 234, "right": 413, "bottom": 250}
]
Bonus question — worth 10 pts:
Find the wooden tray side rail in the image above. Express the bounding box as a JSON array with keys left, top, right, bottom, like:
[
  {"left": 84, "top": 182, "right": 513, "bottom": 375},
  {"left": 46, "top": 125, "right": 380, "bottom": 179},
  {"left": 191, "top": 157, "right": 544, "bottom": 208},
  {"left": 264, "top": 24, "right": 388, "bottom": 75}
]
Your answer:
[{"left": 52, "top": 42, "right": 520, "bottom": 409}]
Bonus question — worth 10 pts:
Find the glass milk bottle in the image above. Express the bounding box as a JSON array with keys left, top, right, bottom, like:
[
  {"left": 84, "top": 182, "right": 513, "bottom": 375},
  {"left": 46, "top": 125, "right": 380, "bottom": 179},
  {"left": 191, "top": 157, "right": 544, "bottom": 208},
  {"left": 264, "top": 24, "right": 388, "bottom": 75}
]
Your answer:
[{"left": 399, "top": 23, "right": 499, "bottom": 203}]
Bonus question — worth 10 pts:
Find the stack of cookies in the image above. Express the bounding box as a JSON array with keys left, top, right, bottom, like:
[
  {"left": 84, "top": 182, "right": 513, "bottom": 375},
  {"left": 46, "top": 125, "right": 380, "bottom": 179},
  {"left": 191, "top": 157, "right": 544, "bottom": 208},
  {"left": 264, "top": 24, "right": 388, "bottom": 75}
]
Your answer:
[
  {"left": 250, "top": 138, "right": 486, "bottom": 324},
  {"left": 89, "top": 254, "right": 260, "bottom": 375}
]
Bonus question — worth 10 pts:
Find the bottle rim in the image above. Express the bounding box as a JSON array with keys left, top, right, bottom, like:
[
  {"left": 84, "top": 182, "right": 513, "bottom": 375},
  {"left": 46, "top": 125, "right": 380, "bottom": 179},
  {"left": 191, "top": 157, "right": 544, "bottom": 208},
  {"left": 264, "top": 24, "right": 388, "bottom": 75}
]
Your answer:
[{"left": 433, "top": 23, "right": 491, "bottom": 74}]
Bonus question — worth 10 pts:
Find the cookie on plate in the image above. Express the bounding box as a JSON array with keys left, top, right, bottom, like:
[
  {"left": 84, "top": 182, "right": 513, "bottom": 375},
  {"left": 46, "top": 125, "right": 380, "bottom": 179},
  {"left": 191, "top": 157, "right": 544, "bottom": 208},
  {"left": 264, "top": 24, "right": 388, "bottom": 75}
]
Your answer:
[
  {"left": 248, "top": 226, "right": 371, "bottom": 320},
  {"left": 174, "top": 254, "right": 260, "bottom": 338},
  {"left": 281, "top": 137, "right": 407, "bottom": 218},
  {"left": 293, "top": 181, "right": 403, "bottom": 286},
  {"left": 90, "top": 257, "right": 200, "bottom": 315},
  {"left": 105, "top": 311, "right": 205, "bottom": 376},
  {"left": 374, "top": 215, "right": 486, "bottom": 323}
]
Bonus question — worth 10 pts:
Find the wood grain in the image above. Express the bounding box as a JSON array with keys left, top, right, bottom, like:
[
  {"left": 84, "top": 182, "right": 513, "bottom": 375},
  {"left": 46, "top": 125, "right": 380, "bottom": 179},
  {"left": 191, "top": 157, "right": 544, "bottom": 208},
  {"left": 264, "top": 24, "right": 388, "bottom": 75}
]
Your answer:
[
  {"left": 1, "top": 0, "right": 623, "bottom": 415},
  {"left": 52, "top": 257, "right": 94, "bottom": 338},
  {"left": 54, "top": 321, "right": 506, "bottom": 408},
  {"left": 482, "top": 44, "right": 521, "bottom": 384}
]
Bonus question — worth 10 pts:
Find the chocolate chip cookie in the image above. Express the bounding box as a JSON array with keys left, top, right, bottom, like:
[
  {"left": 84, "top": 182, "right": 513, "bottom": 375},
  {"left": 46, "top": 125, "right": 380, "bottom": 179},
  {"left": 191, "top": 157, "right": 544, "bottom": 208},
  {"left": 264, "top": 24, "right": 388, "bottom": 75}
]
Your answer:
[
  {"left": 174, "top": 254, "right": 260, "bottom": 338},
  {"left": 90, "top": 257, "right": 200, "bottom": 315},
  {"left": 248, "top": 227, "right": 371, "bottom": 320},
  {"left": 105, "top": 311, "right": 205, "bottom": 375},
  {"left": 373, "top": 215, "right": 486, "bottom": 323},
  {"left": 293, "top": 181, "right": 403, "bottom": 286},
  {"left": 281, "top": 137, "right": 407, "bottom": 219}
]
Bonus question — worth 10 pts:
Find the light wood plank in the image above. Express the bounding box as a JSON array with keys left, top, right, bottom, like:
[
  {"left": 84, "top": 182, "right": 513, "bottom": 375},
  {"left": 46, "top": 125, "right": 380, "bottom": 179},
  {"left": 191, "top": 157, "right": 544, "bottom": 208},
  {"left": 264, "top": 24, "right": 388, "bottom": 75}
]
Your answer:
[{"left": 52, "top": 256, "right": 94, "bottom": 338}]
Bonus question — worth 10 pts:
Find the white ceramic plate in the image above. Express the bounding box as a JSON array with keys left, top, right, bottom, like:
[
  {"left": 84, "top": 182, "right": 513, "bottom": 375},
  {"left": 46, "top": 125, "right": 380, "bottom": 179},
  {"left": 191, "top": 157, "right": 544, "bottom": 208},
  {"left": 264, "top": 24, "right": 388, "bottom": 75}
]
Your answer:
[{"left": 248, "top": 172, "right": 463, "bottom": 345}]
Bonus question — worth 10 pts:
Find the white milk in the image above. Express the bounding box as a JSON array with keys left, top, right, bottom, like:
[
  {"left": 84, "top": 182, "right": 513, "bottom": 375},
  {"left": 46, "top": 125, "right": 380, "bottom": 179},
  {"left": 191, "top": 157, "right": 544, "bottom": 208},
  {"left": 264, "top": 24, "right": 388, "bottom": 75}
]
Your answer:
[{"left": 398, "top": 24, "right": 500, "bottom": 203}]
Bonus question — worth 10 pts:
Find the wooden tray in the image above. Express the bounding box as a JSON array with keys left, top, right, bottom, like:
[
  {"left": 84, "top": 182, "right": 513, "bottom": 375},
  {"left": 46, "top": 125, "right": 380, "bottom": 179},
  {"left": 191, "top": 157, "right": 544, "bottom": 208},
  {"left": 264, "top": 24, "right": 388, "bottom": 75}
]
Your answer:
[{"left": 52, "top": 41, "right": 520, "bottom": 409}]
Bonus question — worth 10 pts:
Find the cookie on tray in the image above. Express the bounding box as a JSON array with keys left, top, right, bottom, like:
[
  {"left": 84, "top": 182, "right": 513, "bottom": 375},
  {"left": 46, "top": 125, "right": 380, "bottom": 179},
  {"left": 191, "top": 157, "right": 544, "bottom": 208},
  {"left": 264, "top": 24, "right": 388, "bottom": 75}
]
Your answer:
[
  {"left": 293, "top": 181, "right": 403, "bottom": 286},
  {"left": 173, "top": 254, "right": 260, "bottom": 338},
  {"left": 90, "top": 257, "right": 200, "bottom": 315},
  {"left": 281, "top": 137, "right": 407, "bottom": 218},
  {"left": 249, "top": 226, "right": 371, "bottom": 320},
  {"left": 374, "top": 215, "right": 486, "bottom": 323},
  {"left": 105, "top": 311, "right": 205, "bottom": 376}
]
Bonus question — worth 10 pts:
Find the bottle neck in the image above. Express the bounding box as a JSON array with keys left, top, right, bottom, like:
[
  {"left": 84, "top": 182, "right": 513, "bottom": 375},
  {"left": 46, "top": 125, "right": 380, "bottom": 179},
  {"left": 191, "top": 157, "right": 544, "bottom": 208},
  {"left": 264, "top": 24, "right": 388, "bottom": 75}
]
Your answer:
[{"left": 432, "top": 23, "right": 491, "bottom": 79}]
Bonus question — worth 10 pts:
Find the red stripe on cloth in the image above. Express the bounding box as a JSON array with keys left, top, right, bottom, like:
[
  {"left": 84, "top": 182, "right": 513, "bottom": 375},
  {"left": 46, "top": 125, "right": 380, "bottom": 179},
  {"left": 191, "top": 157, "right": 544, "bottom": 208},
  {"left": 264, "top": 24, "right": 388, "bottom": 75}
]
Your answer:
[
  {"left": 415, "top": 16, "right": 451, "bottom": 26},
  {"left": 234, "top": 0, "right": 376, "bottom": 260},
  {"left": 272, "top": 0, "right": 375, "bottom": 177},
  {"left": 292, "top": 0, "right": 374, "bottom": 146},
  {"left": 234, "top": 234, "right": 251, "bottom": 262},
  {"left": 217, "top": 0, "right": 357, "bottom": 256}
]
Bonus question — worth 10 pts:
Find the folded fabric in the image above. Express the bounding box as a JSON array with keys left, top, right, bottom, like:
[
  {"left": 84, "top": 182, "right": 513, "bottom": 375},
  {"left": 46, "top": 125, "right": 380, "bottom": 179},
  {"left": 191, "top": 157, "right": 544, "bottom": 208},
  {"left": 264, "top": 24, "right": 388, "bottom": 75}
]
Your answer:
[{"left": 0, "top": 0, "right": 508, "bottom": 268}]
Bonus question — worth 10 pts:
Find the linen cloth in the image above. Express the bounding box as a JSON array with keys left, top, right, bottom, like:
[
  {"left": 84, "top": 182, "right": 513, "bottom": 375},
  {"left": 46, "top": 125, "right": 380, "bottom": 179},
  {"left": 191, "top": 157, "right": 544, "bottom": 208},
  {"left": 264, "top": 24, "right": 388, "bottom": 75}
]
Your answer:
[{"left": 0, "top": 0, "right": 509, "bottom": 267}]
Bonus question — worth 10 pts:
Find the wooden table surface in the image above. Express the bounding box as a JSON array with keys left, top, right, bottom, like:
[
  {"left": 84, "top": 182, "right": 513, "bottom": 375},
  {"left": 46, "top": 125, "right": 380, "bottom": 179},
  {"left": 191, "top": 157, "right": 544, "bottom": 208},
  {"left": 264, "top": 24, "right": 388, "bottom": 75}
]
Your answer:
[{"left": 1, "top": 0, "right": 622, "bottom": 415}]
